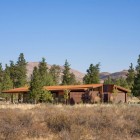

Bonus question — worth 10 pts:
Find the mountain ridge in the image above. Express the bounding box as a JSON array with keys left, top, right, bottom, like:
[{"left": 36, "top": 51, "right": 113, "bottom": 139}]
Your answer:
[{"left": 26, "top": 62, "right": 128, "bottom": 83}]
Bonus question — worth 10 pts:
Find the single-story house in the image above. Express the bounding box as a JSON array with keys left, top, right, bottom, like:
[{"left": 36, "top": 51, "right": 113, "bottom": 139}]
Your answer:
[{"left": 2, "top": 84, "right": 130, "bottom": 104}]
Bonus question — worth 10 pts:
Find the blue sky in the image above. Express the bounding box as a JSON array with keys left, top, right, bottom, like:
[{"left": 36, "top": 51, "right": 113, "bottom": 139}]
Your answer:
[{"left": 0, "top": 0, "right": 140, "bottom": 73}]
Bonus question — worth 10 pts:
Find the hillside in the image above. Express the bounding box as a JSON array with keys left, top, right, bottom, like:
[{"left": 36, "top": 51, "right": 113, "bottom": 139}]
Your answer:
[
  {"left": 26, "top": 62, "right": 128, "bottom": 83},
  {"left": 26, "top": 62, "right": 85, "bottom": 82}
]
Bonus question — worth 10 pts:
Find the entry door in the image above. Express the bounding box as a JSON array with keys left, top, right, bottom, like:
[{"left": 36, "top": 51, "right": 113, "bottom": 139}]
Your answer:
[{"left": 103, "top": 93, "right": 108, "bottom": 103}]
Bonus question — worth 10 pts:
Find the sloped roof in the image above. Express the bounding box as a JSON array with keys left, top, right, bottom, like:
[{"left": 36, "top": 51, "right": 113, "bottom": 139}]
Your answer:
[
  {"left": 2, "top": 84, "right": 130, "bottom": 94},
  {"left": 114, "top": 85, "right": 131, "bottom": 93},
  {"left": 2, "top": 87, "right": 29, "bottom": 93},
  {"left": 44, "top": 84, "right": 103, "bottom": 91},
  {"left": 2, "top": 84, "right": 103, "bottom": 93}
]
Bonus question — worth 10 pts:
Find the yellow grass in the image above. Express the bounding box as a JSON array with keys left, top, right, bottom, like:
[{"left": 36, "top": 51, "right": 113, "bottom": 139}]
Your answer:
[{"left": 0, "top": 103, "right": 139, "bottom": 140}]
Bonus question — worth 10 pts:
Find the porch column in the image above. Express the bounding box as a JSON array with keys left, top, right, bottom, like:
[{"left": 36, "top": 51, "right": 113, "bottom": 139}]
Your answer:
[
  {"left": 125, "top": 92, "right": 127, "bottom": 103},
  {"left": 11, "top": 94, "right": 14, "bottom": 103}
]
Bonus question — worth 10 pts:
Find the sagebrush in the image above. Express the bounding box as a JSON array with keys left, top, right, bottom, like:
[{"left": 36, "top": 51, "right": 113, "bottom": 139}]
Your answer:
[{"left": 0, "top": 104, "right": 139, "bottom": 140}]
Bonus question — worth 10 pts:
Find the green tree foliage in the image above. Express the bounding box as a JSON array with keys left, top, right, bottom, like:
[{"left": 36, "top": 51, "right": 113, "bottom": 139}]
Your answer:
[
  {"left": 62, "top": 60, "right": 77, "bottom": 85},
  {"left": 49, "top": 65, "right": 61, "bottom": 85},
  {"left": 2, "top": 67, "right": 13, "bottom": 91},
  {"left": 38, "top": 58, "right": 54, "bottom": 86},
  {"left": 9, "top": 61, "right": 17, "bottom": 88},
  {"left": 118, "top": 77, "right": 129, "bottom": 89},
  {"left": 29, "top": 67, "right": 42, "bottom": 103},
  {"left": 104, "top": 76, "right": 113, "bottom": 84},
  {"left": 136, "top": 54, "right": 140, "bottom": 73},
  {"left": 64, "top": 89, "right": 70, "bottom": 104},
  {"left": 62, "top": 60, "right": 70, "bottom": 85},
  {"left": 132, "top": 69, "right": 140, "bottom": 97},
  {"left": 69, "top": 73, "right": 77, "bottom": 85},
  {"left": 38, "top": 58, "right": 48, "bottom": 86},
  {"left": 83, "top": 63, "right": 100, "bottom": 84},
  {"left": 62, "top": 60, "right": 71, "bottom": 85},
  {"left": 132, "top": 55, "right": 140, "bottom": 97},
  {"left": 0, "top": 63, "right": 3, "bottom": 93},
  {"left": 126, "top": 63, "right": 135, "bottom": 89},
  {"left": 41, "top": 90, "right": 54, "bottom": 103},
  {"left": 16, "top": 53, "right": 27, "bottom": 87}
]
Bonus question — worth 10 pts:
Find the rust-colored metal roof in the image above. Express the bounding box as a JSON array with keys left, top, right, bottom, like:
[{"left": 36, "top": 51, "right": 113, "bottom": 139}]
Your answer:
[
  {"left": 114, "top": 85, "right": 131, "bottom": 93},
  {"left": 2, "top": 84, "right": 130, "bottom": 94},
  {"left": 2, "top": 87, "right": 29, "bottom": 93},
  {"left": 44, "top": 84, "right": 103, "bottom": 91},
  {"left": 2, "top": 84, "right": 103, "bottom": 94}
]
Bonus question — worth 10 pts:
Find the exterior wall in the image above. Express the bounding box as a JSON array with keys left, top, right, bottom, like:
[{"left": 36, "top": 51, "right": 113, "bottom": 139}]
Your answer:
[
  {"left": 70, "top": 90, "right": 101, "bottom": 104},
  {"left": 70, "top": 92, "right": 85, "bottom": 104},
  {"left": 114, "top": 92, "right": 126, "bottom": 103},
  {"left": 103, "top": 85, "right": 127, "bottom": 103},
  {"left": 23, "top": 93, "right": 30, "bottom": 103},
  {"left": 90, "top": 91, "right": 101, "bottom": 103}
]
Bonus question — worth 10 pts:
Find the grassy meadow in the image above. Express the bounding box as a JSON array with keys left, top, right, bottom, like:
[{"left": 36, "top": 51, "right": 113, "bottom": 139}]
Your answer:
[{"left": 0, "top": 104, "right": 139, "bottom": 140}]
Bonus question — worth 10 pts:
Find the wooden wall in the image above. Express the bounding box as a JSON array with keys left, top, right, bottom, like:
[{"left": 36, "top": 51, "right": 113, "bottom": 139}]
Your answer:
[{"left": 70, "top": 92, "right": 85, "bottom": 104}]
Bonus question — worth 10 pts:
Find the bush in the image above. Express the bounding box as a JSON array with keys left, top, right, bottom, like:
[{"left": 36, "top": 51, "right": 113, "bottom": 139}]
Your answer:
[{"left": 0, "top": 104, "right": 139, "bottom": 140}]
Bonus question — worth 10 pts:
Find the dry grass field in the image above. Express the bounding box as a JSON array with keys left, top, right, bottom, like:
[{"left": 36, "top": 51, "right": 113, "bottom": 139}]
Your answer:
[{"left": 0, "top": 104, "right": 139, "bottom": 140}]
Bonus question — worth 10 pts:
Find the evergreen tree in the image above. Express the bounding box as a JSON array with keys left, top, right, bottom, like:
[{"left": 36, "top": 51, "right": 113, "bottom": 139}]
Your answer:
[
  {"left": 49, "top": 65, "right": 61, "bottom": 85},
  {"left": 29, "top": 66, "right": 42, "bottom": 103},
  {"left": 0, "top": 63, "right": 3, "bottom": 93},
  {"left": 45, "top": 73, "right": 55, "bottom": 86},
  {"left": 16, "top": 53, "right": 27, "bottom": 87},
  {"left": 136, "top": 54, "right": 140, "bottom": 73},
  {"left": 126, "top": 63, "right": 135, "bottom": 89},
  {"left": 2, "top": 67, "right": 13, "bottom": 91},
  {"left": 119, "top": 77, "right": 129, "bottom": 89},
  {"left": 132, "top": 69, "right": 140, "bottom": 97},
  {"left": 9, "top": 61, "right": 17, "bottom": 88},
  {"left": 83, "top": 63, "right": 100, "bottom": 84},
  {"left": 38, "top": 58, "right": 54, "bottom": 86},
  {"left": 132, "top": 55, "right": 140, "bottom": 97},
  {"left": 62, "top": 60, "right": 71, "bottom": 85},
  {"left": 114, "top": 78, "right": 121, "bottom": 86},
  {"left": 69, "top": 73, "right": 77, "bottom": 85},
  {"left": 38, "top": 58, "right": 48, "bottom": 86},
  {"left": 104, "top": 76, "right": 113, "bottom": 84}
]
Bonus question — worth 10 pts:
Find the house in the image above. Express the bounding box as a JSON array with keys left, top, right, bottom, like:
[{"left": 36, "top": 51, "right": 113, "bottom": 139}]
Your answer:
[{"left": 2, "top": 84, "right": 130, "bottom": 104}]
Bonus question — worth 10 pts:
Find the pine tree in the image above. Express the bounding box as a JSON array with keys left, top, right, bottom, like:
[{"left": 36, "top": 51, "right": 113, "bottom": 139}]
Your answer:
[
  {"left": 132, "top": 69, "right": 140, "bottom": 97},
  {"left": 16, "top": 53, "right": 27, "bottom": 87},
  {"left": 104, "top": 76, "right": 113, "bottom": 84},
  {"left": 38, "top": 58, "right": 48, "bottom": 86},
  {"left": 132, "top": 55, "right": 140, "bottom": 97},
  {"left": 126, "top": 63, "right": 135, "bottom": 89},
  {"left": 119, "top": 77, "right": 129, "bottom": 89},
  {"left": 49, "top": 65, "right": 61, "bottom": 85},
  {"left": 29, "top": 67, "right": 42, "bottom": 103},
  {"left": 114, "top": 78, "right": 121, "bottom": 86},
  {"left": 136, "top": 55, "right": 140, "bottom": 73},
  {"left": 0, "top": 63, "right": 3, "bottom": 93},
  {"left": 2, "top": 67, "right": 13, "bottom": 91},
  {"left": 38, "top": 58, "right": 54, "bottom": 86},
  {"left": 1, "top": 66, "right": 13, "bottom": 99},
  {"left": 69, "top": 73, "right": 77, "bottom": 85},
  {"left": 9, "top": 61, "right": 17, "bottom": 88},
  {"left": 62, "top": 60, "right": 71, "bottom": 85},
  {"left": 83, "top": 63, "right": 100, "bottom": 84}
]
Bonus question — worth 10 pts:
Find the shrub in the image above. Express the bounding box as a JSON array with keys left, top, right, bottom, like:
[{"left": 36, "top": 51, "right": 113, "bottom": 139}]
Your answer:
[{"left": 0, "top": 104, "right": 139, "bottom": 140}]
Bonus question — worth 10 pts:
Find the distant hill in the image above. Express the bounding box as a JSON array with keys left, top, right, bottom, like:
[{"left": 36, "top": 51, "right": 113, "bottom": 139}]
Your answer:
[
  {"left": 100, "top": 70, "right": 128, "bottom": 80},
  {"left": 26, "top": 62, "right": 85, "bottom": 82},
  {"left": 26, "top": 62, "right": 128, "bottom": 83}
]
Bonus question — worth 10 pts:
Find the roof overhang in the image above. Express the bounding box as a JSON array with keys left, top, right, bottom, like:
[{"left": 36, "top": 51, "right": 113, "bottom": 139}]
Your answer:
[
  {"left": 2, "top": 84, "right": 103, "bottom": 94},
  {"left": 114, "top": 85, "right": 131, "bottom": 93}
]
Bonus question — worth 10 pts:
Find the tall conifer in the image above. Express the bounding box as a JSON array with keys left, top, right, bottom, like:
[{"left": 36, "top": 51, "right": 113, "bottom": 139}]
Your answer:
[
  {"left": 16, "top": 53, "right": 27, "bottom": 87},
  {"left": 83, "top": 63, "right": 100, "bottom": 84},
  {"left": 132, "top": 55, "right": 140, "bottom": 97},
  {"left": 29, "top": 66, "right": 42, "bottom": 103}
]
